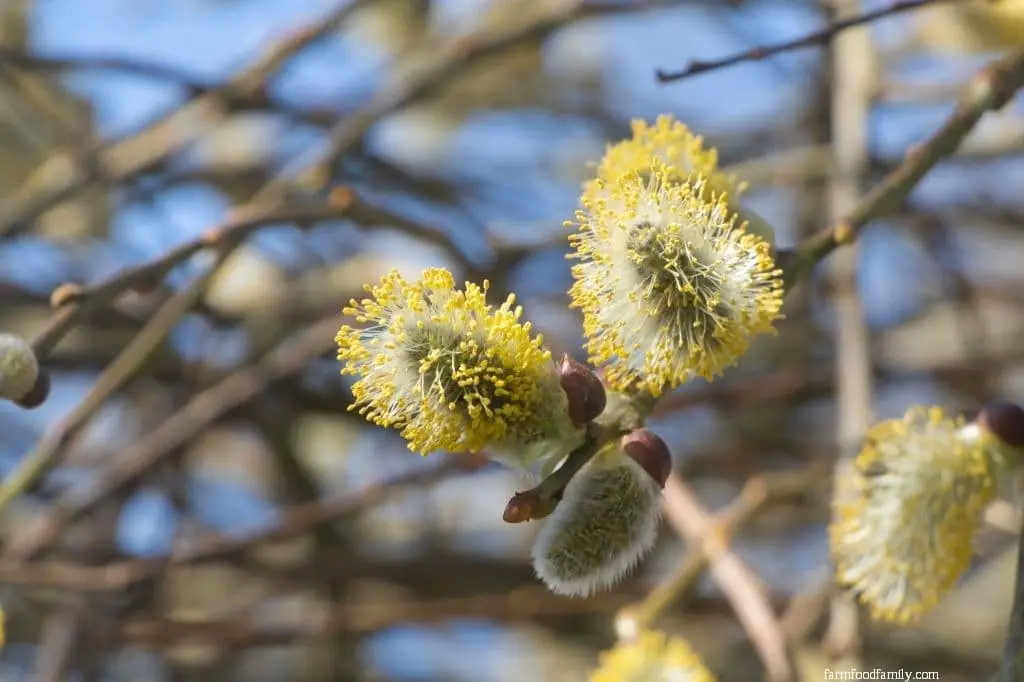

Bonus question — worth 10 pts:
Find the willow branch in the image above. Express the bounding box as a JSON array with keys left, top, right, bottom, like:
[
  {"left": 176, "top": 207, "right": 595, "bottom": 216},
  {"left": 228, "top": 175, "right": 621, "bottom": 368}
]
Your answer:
[
  {"left": 0, "top": 245, "right": 237, "bottom": 517},
  {"left": 280, "top": 0, "right": 667, "bottom": 188},
  {"left": 820, "top": 0, "right": 875, "bottom": 661},
  {"left": 0, "top": 0, "right": 370, "bottom": 239},
  {"left": 781, "top": 48, "right": 1024, "bottom": 289},
  {"left": 4, "top": 316, "right": 341, "bottom": 561},
  {"left": 655, "top": 0, "right": 955, "bottom": 83},
  {"left": 618, "top": 468, "right": 819, "bottom": 637},
  {"left": 0, "top": 456, "right": 479, "bottom": 590},
  {"left": 659, "top": 473, "right": 797, "bottom": 682}
]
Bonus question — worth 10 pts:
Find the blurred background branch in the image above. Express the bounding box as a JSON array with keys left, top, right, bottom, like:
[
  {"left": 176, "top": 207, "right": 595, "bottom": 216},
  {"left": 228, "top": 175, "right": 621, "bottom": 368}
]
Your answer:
[{"left": 0, "top": 0, "right": 1023, "bottom": 681}]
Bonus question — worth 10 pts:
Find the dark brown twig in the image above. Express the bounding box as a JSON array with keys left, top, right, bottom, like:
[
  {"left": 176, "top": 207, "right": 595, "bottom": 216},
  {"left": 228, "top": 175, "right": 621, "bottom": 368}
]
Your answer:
[
  {"left": 782, "top": 48, "right": 1024, "bottom": 289},
  {"left": 655, "top": 0, "right": 954, "bottom": 83},
  {"left": 4, "top": 316, "right": 340, "bottom": 561},
  {"left": 0, "top": 0, "right": 372, "bottom": 239},
  {"left": 0, "top": 47, "right": 215, "bottom": 92},
  {"left": 120, "top": 585, "right": 628, "bottom": 648},
  {"left": 996, "top": 520, "right": 1024, "bottom": 681},
  {"left": 619, "top": 468, "right": 819, "bottom": 638},
  {"left": 0, "top": 456, "right": 476, "bottom": 590}
]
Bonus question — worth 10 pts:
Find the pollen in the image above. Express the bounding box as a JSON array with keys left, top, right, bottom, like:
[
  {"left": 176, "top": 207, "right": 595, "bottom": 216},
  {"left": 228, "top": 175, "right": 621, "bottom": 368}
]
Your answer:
[
  {"left": 336, "top": 268, "right": 576, "bottom": 458},
  {"left": 589, "top": 629, "right": 716, "bottom": 682},
  {"left": 585, "top": 114, "right": 745, "bottom": 207},
  {"left": 567, "top": 162, "right": 784, "bottom": 396},
  {"left": 830, "top": 405, "right": 1012, "bottom": 624}
]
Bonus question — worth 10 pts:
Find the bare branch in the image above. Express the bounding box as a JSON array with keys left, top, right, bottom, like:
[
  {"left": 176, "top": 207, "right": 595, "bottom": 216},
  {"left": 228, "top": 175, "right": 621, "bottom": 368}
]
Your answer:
[{"left": 655, "top": 0, "right": 954, "bottom": 84}]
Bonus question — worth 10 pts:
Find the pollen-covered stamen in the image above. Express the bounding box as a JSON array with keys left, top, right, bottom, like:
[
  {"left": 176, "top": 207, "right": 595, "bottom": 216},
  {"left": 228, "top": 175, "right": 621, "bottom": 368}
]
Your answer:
[
  {"left": 626, "top": 219, "right": 734, "bottom": 354},
  {"left": 567, "top": 163, "right": 784, "bottom": 395},
  {"left": 337, "top": 267, "right": 580, "bottom": 461},
  {"left": 413, "top": 334, "right": 522, "bottom": 424},
  {"left": 586, "top": 114, "right": 745, "bottom": 209}
]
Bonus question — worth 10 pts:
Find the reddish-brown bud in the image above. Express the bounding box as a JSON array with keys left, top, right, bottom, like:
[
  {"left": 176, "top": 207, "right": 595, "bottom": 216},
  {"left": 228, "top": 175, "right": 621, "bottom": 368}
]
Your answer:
[
  {"left": 14, "top": 370, "right": 50, "bottom": 410},
  {"left": 558, "top": 353, "right": 607, "bottom": 428},
  {"left": 621, "top": 428, "right": 672, "bottom": 488},
  {"left": 503, "top": 491, "right": 536, "bottom": 524},
  {"left": 976, "top": 399, "right": 1024, "bottom": 449},
  {"left": 49, "top": 282, "right": 83, "bottom": 308},
  {"left": 502, "top": 489, "right": 560, "bottom": 523}
]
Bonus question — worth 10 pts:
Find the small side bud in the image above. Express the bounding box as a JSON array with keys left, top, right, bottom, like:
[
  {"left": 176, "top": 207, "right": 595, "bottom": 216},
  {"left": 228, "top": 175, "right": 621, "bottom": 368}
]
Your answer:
[
  {"left": 558, "top": 353, "right": 606, "bottom": 427},
  {"left": 621, "top": 428, "right": 672, "bottom": 489},
  {"left": 503, "top": 491, "right": 537, "bottom": 524},
  {"left": 0, "top": 334, "right": 40, "bottom": 404},
  {"left": 49, "top": 282, "right": 83, "bottom": 308},
  {"left": 200, "top": 227, "right": 224, "bottom": 246},
  {"left": 531, "top": 451, "right": 662, "bottom": 597},
  {"left": 976, "top": 400, "right": 1024, "bottom": 449},
  {"left": 502, "top": 490, "right": 559, "bottom": 524},
  {"left": 14, "top": 370, "right": 50, "bottom": 410},
  {"left": 329, "top": 186, "right": 354, "bottom": 208}
]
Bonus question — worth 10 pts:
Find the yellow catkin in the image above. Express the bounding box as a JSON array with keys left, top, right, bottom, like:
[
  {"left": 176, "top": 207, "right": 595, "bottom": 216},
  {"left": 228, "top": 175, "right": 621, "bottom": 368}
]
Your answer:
[
  {"left": 585, "top": 114, "right": 745, "bottom": 206},
  {"left": 589, "top": 629, "right": 717, "bottom": 682},
  {"left": 830, "top": 405, "right": 1012, "bottom": 624},
  {"left": 336, "top": 268, "right": 578, "bottom": 462},
  {"left": 567, "top": 163, "right": 783, "bottom": 396}
]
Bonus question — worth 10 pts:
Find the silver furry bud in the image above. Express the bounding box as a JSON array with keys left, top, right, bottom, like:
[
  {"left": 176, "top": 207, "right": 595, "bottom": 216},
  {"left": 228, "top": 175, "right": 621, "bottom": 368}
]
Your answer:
[{"left": 530, "top": 449, "right": 662, "bottom": 597}]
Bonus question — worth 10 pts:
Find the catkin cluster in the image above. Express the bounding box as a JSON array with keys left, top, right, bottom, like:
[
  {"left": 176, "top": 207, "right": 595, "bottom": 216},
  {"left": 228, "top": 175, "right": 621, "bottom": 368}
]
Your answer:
[{"left": 337, "top": 115, "right": 786, "bottom": 597}]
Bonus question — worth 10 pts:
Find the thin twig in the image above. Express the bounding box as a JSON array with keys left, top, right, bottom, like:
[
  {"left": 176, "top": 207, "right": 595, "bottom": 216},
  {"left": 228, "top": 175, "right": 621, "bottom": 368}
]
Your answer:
[
  {"left": 655, "top": 0, "right": 955, "bottom": 83},
  {"left": 120, "top": 585, "right": 628, "bottom": 648},
  {"left": 34, "top": 599, "right": 83, "bottom": 682},
  {"left": 782, "top": 48, "right": 1024, "bottom": 288},
  {"left": 0, "top": 47, "right": 217, "bottom": 92},
  {"left": 4, "top": 316, "right": 340, "bottom": 561},
  {"left": 0, "top": 246, "right": 236, "bottom": 516},
  {"left": 277, "top": 0, "right": 652, "bottom": 187},
  {"left": 660, "top": 473, "right": 797, "bottom": 682},
  {"left": 0, "top": 0, "right": 371, "bottom": 239},
  {"left": 0, "top": 457, "right": 476, "bottom": 590},
  {"left": 996, "top": 521, "right": 1024, "bottom": 681}
]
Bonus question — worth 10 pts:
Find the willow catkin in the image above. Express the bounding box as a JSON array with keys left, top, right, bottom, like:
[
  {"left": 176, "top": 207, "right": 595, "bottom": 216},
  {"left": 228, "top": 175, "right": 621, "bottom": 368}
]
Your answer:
[{"left": 531, "top": 448, "right": 663, "bottom": 597}]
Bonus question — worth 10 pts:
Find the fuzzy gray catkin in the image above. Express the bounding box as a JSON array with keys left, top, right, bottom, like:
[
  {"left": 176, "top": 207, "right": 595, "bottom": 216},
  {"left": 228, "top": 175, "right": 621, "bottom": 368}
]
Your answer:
[{"left": 531, "top": 448, "right": 663, "bottom": 597}]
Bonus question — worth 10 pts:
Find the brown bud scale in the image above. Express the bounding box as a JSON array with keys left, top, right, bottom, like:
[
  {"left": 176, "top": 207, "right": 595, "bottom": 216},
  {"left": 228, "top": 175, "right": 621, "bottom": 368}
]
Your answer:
[
  {"left": 557, "top": 353, "right": 607, "bottom": 428},
  {"left": 977, "top": 399, "right": 1024, "bottom": 449},
  {"left": 49, "top": 282, "right": 83, "bottom": 308},
  {"left": 621, "top": 428, "right": 672, "bottom": 488}
]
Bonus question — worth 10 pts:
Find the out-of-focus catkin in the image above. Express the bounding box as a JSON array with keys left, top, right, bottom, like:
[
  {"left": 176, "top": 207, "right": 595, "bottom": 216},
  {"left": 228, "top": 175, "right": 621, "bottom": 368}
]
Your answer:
[
  {"left": 589, "top": 629, "right": 716, "bottom": 682},
  {"left": 831, "top": 405, "right": 1020, "bottom": 623}
]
